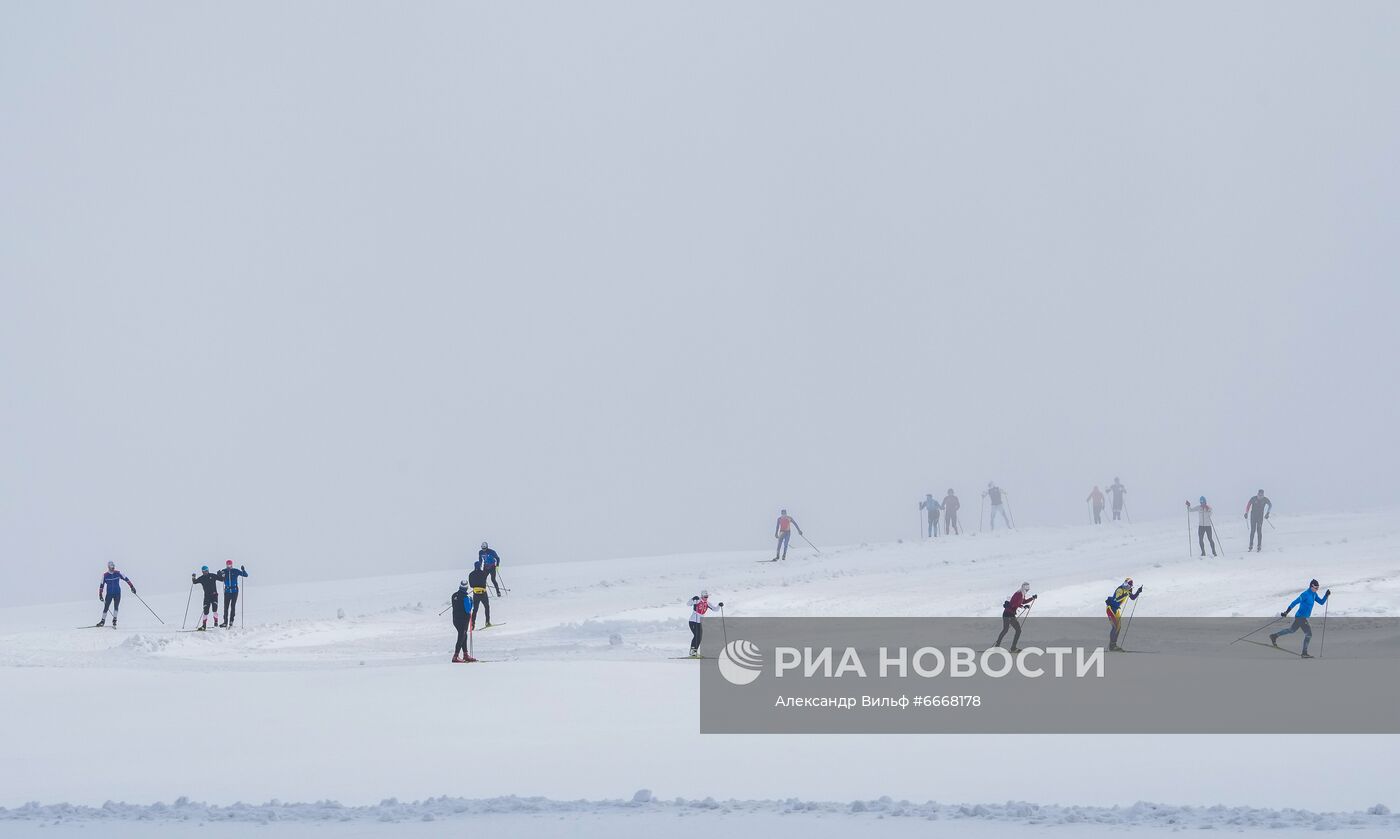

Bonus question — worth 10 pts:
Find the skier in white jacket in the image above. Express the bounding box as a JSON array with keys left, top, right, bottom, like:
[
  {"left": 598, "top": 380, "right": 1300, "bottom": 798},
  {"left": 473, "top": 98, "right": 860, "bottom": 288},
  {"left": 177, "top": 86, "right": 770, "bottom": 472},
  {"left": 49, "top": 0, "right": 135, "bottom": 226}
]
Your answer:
[{"left": 1186, "top": 496, "right": 1219, "bottom": 556}]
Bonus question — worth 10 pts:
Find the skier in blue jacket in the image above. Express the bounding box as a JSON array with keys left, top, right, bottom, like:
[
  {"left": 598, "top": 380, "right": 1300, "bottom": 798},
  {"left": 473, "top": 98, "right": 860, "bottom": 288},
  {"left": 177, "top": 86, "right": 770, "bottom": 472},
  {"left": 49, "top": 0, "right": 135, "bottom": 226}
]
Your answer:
[
  {"left": 216, "top": 560, "right": 249, "bottom": 627},
  {"left": 1270, "top": 579, "right": 1329, "bottom": 658},
  {"left": 95, "top": 561, "right": 136, "bottom": 627},
  {"left": 479, "top": 542, "right": 503, "bottom": 596}
]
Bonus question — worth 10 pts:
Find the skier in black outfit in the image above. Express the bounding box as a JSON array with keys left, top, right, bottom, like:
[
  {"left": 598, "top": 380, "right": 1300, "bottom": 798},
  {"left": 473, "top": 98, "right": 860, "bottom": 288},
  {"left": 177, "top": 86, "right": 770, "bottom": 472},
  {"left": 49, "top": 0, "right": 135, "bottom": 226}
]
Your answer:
[
  {"left": 191, "top": 566, "right": 220, "bottom": 630},
  {"left": 450, "top": 581, "right": 475, "bottom": 663},
  {"left": 468, "top": 561, "right": 492, "bottom": 628},
  {"left": 1245, "top": 490, "right": 1272, "bottom": 552}
]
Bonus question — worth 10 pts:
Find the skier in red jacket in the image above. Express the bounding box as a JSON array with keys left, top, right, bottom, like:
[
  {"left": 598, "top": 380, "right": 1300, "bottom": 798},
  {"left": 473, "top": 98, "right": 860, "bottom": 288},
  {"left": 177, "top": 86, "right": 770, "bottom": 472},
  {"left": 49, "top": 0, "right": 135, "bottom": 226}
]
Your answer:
[{"left": 994, "top": 583, "right": 1037, "bottom": 651}]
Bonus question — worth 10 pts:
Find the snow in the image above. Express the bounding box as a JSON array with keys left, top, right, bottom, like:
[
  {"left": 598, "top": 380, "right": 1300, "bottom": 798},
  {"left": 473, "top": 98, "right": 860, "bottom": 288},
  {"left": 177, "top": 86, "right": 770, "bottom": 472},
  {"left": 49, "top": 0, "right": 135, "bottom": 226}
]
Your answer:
[{"left": 2, "top": 509, "right": 1398, "bottom": 836}]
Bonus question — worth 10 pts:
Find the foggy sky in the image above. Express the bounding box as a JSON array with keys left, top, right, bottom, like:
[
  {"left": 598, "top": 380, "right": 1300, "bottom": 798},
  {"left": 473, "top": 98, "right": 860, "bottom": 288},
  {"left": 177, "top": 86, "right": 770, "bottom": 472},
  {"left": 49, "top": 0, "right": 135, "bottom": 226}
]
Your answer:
[{"left": 3, "top": 1, "right": 1398, "bottom": 606}]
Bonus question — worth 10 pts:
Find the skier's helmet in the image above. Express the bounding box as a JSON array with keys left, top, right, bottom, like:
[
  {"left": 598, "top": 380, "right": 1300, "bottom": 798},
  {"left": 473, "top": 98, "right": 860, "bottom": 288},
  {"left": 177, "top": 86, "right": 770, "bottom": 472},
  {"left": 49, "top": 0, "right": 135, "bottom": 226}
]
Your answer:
[
  {"left": 460, "top": 579, "right": 469, "bottom": 588},
  {"left": 700, "top": 589, "right": 709, "bottom": 598},
  {"left": 1020, "top": 582, "right": 1030, "bottom": 592},
  {"left": 481, "top": 542, "right": 488, "bottom": 549},
  {"left": 1258, "top": 489, "right": 1265, "bottom": 495},
  {"left": 1310, "top": 579, "right": 1320, "bottom": 588},
  {"left": 226, "top": 559, "right": 234, "bottom": 566},
  {"left": 780, "top": 509, "right": 787, "bottom": 515},
  {"left": 947, "top": 488, "right": 954, "bottom": 494},
  {"left": 107, "top": 561, "right": 115, "bottom": 570},
  {"left": 1124, "top": 577, "right": 1134, "bottom": 586},
  {"left": 201, "top": 565, "right": 209, "bottom": 572},
  {"left": 474, "top": 560, "right": 482, "bottom": 571},
  {"left": 988, "top": 481, "right": 995, "bottom": 487},
  {"left": 1199, "top": 496, "right": 1207, "bottom": 504}
]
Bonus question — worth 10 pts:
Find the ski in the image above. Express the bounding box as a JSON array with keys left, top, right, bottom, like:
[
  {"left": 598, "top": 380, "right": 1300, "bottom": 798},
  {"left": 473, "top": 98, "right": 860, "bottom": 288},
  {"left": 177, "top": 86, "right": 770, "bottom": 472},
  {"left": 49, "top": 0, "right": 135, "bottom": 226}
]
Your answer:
[
  {"left": 668, "top": 655, "right": 710, "bottom": 660},
  {"left": 1242, "top": 639, "right": 1301, "bottom": 657},
  {"left": 476, "top": 622, "right": 507, "bottom": 630}
]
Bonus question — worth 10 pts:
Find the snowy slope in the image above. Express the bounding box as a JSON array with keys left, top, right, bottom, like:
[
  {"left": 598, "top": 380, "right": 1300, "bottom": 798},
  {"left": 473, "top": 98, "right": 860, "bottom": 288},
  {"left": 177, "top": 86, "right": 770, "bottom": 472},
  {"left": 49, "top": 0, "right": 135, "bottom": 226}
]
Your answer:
[{"left": 2, "top": 510, "right": 1397, "bottom": 836}]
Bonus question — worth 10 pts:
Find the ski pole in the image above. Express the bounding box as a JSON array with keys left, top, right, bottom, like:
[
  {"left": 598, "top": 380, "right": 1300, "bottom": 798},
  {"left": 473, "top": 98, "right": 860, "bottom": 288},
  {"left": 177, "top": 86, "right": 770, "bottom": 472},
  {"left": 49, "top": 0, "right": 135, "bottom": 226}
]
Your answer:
[
  {"left": 439, "top": 603, "right": 452, "bottom": 616},
  {"left": 1119, "top": 596, "right": 1140, "bottom": 648},
  {"left": 979, "top": 496, "right": 986, "bottom": 533},
  {"left": 241, "top": 581, "right": 245, "bottom": 629},
  {"left": 799, "top": 532, "right": 822, "bottom": 554},
  {"left": 1229, "top": 614, "right": 1285, "bottom": 644},
  {"left": 1124, "top": 500, "right": 1132, "bottom": 525},
  {"left": 1186, "top": 509, "right": 1192, "bottom": 558},
  {"left": 1086, "top": 501, "right": 1091, "bottom": 525},
  {"left": 1267, "top": 518, "right": 1276, "bottom": 530},
  {"left": 719, "top": 605, "right": 728, "bottom": 647},
  {"left": 1006, "top": 497, "right": 1016, "bottom": 529},
  {"left": 131, "top": 590, "right": 165, "bottom": 625},
  {"left": 181, "top": 583, "right": 194, "bottom": 630},
  {"left": 1319, "top": 598, "right": 1329, "bottom": 659},
  {"left": 1019, "top": 603, "right": 1033, "bottom": 635}
]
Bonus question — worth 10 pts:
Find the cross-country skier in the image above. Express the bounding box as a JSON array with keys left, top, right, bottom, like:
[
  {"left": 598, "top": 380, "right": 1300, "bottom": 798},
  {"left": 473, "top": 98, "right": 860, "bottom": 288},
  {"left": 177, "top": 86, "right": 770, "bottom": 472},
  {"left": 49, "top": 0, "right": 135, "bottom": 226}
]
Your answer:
[
  {"left": 468, "top": 560, "right": 492, "bottom": 628},
  {"left": 450, "top": 580, "right": 476, "bottom": 663},
  {"left": 688, "top": 590, "right": 723, "bottom": 657},
  {"left": 994, "top": 583, "right": 1037, "bottom": 652},
  {"left": 1107, "top": 478, "right": 1127, "bottom": 521},
  {"left": 919, "top": 494, "right": 942, "bottom": 537},
  {"left": 1245, "top": 490, "right": 1273, "bottom": 552},
  {"left": 1186, "top": 497, "right": 1218, "bottom": 556},
  {"left": 96, "top": 561, "right": 136, "bottom": 628},
  {"left": 943, "top": 489, "right": 961, "bottom": 535},
  {"left": 1269, "top": 579, "right": 1329, "bottom": 658},
  {"left": 191, "top": 566, "right": 220, "bottom": 630},
  {"left": 216, "top": 560, "right": 248, "bottom": 627},
  {"left": 1086, "top": 486, "right": 1106, "bottom": 524},
  {"left": 774, "top": 510, "right": 802, "bottom": 560},
  {"left": 984, "top": 482, "right": 1011, "bottom": 530},
  {"left": 478, "top": 542, "right": 503, "bottom": 596},
  {"left": 1104, "top": 577, "right": 1143, "bottom": 651}
]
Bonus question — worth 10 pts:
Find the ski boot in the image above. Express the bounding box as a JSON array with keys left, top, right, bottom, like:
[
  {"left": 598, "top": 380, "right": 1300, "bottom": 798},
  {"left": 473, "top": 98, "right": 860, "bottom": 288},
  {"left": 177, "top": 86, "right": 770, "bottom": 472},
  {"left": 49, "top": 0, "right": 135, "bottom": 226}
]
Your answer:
[
  {"left": 1300, "top": 652, "right": 1313, "bottom": 659},
  {"left": 95, "top": 618, "right": 105, "bottom": 627},
  {"left": 1109, "top": 644, "right": 1123, "bottom": 652},
  {"left": 689, "top": 649, "right": 700, "bottom": 658},
  {"left": 484, "top": 622, "right": 493, "bottom": 628},
  {"left": 1269, "top": 634, "right": 1279, "bottom": 647},
  {"left": 111, "top": 618, "right": 117, "bottom": 629},
  {"left": 196, "top": 625, "right": 207, "bottom": 632},
  {"left": 1010, "top": 647, "right": 1023, "bottom": 654},
  {"left": 452, "top": 654, "right": 463, "bottom": 663}
]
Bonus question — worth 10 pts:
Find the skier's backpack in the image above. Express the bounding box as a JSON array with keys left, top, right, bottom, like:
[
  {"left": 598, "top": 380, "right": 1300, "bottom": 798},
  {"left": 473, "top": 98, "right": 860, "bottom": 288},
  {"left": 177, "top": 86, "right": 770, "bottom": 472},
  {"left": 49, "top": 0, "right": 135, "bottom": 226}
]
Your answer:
[{"left": 1003, "top": 600, "right": 1011, "bottom": 609}]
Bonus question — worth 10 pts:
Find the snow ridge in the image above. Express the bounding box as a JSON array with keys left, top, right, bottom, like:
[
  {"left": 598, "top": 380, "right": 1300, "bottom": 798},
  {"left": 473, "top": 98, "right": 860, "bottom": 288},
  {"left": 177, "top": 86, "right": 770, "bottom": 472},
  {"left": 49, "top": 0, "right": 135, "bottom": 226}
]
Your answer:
[{"left": 1, "top": 795, "right": 1394, "bottom": 831}]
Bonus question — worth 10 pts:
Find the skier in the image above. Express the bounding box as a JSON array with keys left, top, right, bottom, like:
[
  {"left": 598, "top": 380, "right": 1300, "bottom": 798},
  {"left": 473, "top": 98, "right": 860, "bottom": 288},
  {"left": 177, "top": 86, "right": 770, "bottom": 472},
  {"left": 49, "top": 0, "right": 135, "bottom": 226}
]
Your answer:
[
  {"left": 994, "top": 582, "right": 1037, "bottom": 652},
  {"left": 942, "top": 489, "right": 961, "bottom": 535},
  {"left": 1107, "top": 478, "right": 1127, "bottom": 521},
  {"left": 191, "top": 566, "right": 221, "bottom": 630},
  {"left": 95, "top": 561, "right": 136, "bottom": 628},
  {"left": 216, "top": 560, "right": 248, "bottom": 627},
  {"left": 468, "top": 560, "right": 492, "bottom": 628},
  {"left": 687, "top": 590, "right": 723, "bottom": 657},
  {"left": 1245, "top": 490, "right": 1273, "bottom": 552},
  {"left": 1086, "top": 486, "right": 1106, "bottom": 524},
  {"left": 478, "top": 542, "right": 503, "bottom": 596},
  {"left": 1269, "top": 579, "right": 1329, "bottom": 658},
  {"left": 1186, "top": 497, "right": 1218, "bottom": 556},
  {"left": 919, "top": 493, "right": 942, "bottom": 537},
  {"left": 984, "top": 482, "right": 1011, "bottom": 530},
  {"left": 449, "top": 580, "right": 476, "bottom": 663},
  {"left": 773, "top": 509, "right": 802, "bottom": 560},
  {"left": 1104, "top": 577, "right": 1143, "bottom": 651}
]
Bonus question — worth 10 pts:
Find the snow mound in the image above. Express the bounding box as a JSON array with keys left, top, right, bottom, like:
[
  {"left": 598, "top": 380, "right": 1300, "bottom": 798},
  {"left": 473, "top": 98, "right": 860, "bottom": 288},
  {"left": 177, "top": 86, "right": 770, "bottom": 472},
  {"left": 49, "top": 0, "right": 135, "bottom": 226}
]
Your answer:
[{"left": 2, "top": 795, "right": 1397, "bottom": 831}]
